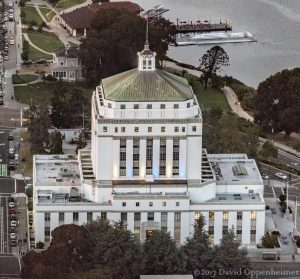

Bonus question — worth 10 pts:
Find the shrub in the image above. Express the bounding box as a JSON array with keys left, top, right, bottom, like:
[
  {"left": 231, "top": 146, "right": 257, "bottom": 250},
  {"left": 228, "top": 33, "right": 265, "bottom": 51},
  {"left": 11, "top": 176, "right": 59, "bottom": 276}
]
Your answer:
[
  {"left": 261, "top": 232, "right": 280, "bottom": 248},
  {"left": 36, "top": 241, "right": 44, "bottom": 249}
]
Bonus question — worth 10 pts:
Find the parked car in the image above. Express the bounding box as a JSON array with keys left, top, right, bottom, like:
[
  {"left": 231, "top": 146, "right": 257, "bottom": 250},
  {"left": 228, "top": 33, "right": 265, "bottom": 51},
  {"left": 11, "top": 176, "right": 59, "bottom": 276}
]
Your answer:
[
  {"left": 9, "top": 147, "right": 15, "bottom": 154},
  {"left": 275, "top": 172, "right": 287, "bottom": 180},
  {"left": 261, "top": 174, "right": 270, "bottom": 180},
  {"left": 10, "top": 220, "right": 17, "bottom": 227},
  {"left": 8, "top": 201, "right": 15, "bottom": 208},
  {"left": 8, "top": 135, "right": 13, "bottom": 141},
  {"left": 9, "top": 208, "right": 16, "bottom": 214},
  {"left": 8, "top": 153, "right": 14, "bottom": 159},
  {"left": 10, "top": 232, "right": 16, "bottom": 239},
  {"left": 10, "top": 239, "right": 17, "bottom": 246},
  {"left": 8, "top": 228, "right": 15, "bottom": 233},
  {"left": 10, "top": 214, "right": 16, "bottom": 220}
]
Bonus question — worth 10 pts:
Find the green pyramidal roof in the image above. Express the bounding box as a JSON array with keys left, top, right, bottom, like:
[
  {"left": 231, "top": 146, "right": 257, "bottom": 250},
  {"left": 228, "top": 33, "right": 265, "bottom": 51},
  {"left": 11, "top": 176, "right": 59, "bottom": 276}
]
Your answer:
[{"left": 102, "top": 68, "right": 194, "bottom": 102}]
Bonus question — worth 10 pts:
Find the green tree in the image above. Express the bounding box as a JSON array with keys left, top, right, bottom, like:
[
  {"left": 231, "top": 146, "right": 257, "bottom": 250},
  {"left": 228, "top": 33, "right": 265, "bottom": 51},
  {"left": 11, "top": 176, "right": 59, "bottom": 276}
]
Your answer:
[
  {"left": 199, "top": 46, "right": 230, "bottom": 89},
  {"left": 21, "top": 40, "right": 29, "bottom": 61},
  {"left": 293, "top": 141, "right": 300, "bottom": 152},
  {"left": 75, "top": 129, "right": 87, "bottom": 154},
  {"left": 260, "top": 141, "right": 278, "bottom": 158},
  {"left": 25, "top": 186, "right": 33, "bottom": 198},
  {"left": 142, "top": 231, "right": 182, "bottom": 275},
  {"left": 261, "top": 232, "right": 279, "bottom": 248},
  {"left": 254, "top": 68, "right": 300, "bottom": 136},
  {"left": 209, "top": 229, "right": 250, "bottom": 279},
  {"left": 49, "top": 129, "right": 63, "bottom": 154},
  {"left": 51, "top": 80, "right": 67, "bottom": 128},
  {"left": 182, "top": 215, "right": 212, "bottom": 274}
]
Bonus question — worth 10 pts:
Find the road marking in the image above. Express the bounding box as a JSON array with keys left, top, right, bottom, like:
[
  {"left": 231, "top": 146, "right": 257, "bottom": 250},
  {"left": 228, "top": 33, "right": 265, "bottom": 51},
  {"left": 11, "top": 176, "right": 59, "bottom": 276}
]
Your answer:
[
  {"left": 280, "top": 187, "right": 284, "bottom": 194},
  {"left": 272, "top": 186, "right": 276, "bottom": 199}
]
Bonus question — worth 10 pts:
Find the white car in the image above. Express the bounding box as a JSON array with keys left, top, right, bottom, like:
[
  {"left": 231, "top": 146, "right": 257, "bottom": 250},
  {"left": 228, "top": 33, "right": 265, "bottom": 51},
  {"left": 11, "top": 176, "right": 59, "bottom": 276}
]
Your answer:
[
  {"left": 14, "top": 153, "right": 18, "bottom": 160},
  {"left": 10, "top": 220, "right": 17, "bottom": 227},
  {"left": 275, "top": 172, "right": 287, "bottom": 180},
  {"left": 9, "top": 39, "right": 14, "bottom": 45},
  {"left": 10, "top": 232, "right": 16, "bottom": 239},
  {"left": 261, "top": 174, "right": 270, "bottom": 180},
  {"left": 9, "top": 147, "right": 15, "bottom": 154},
  {"left": 4, "top": 56, "right": 9, "bottom": 61},
  {"left": 8, "top": 201, "right": 15, "bottom": 207}
]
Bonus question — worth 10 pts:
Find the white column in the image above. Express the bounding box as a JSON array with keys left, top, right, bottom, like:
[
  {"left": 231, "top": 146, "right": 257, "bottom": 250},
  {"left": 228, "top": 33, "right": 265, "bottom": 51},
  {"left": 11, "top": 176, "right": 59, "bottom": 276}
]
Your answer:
[
  {"left": 166, "top": 138, "right": 173, "bottom": 178},
  {"left": 112, "top": 139, "right": 120, "bottom": 179},
  {"left": 97, "top": 137, "right": 113, "bottom": 180},
  {"left": 242, "top": 211, "right": 251, "bottom": 245},
  {"left": 154, "top": 212, "right": 160, "bottom": 223},
  {"left": 127, "top": 212, "right": 134, "bottom": 232},
  {"left": 256, "top": 211, "right": 265, "bottom": 244},
  {"left": 228, "top": 211, "right": 237, "bottom": 234},
  {"left": 126, "top": 139, "right": 133, "bottom": 177},
  {"left": 141, "top": 212, "right": 148, "bottom": 223},
  {"left": 189, "top": 212, "right": 195, "bottom": 236},
  {"left": 153, "top": 139, "right": 160, "bottom": 178},
  {"left": 35, "top": 212, "right": 45, "bottom": 244},
  {"left": 139, "top": 139, "right": 146, "bottom": 179},
  {"left": 64, "top": 212, "right": 73, "bottom": 224},
  {"left": 180, "top": 212, "right": 190, "bottom": 244},
  {"left": 214, "top": 211, "right": 223, "bottom": 245},
  {"left": 50, "top": 212, "right": 59, "bottom": 235},
  {"left": 179, "top": 138, "right": 187, "bottom": 178},
  {"left": 186, "top": 136, "right": 202, "bottom": 180},
  {"left": 167, "top": 212, "right": 175, "bottom": 238},
  {"left": 107, "top": 212, "right": 119, "bottom": 223},
  {"left": 79, "top": 212, "right": 87, "bottom": 225}
]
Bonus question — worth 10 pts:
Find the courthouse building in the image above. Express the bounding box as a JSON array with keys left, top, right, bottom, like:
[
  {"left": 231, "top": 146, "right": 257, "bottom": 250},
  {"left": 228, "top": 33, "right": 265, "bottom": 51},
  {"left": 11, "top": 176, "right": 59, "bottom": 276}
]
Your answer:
[{"left": 33, "top": 41, "right": 265, "bottom": 246}]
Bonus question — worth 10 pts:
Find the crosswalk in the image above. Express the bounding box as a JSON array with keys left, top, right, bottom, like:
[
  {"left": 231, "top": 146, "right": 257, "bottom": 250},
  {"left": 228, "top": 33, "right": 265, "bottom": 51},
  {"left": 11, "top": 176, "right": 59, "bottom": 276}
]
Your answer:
[{"left": 0, "top": 164, "right": 8, "bottom": 176}]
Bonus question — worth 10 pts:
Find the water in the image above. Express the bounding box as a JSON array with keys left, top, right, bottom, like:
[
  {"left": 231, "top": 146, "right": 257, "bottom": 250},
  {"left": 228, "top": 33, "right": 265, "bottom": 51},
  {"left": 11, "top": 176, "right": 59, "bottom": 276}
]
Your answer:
[{"left": 137, "top": 0, "right": 300, "bottom": 88}]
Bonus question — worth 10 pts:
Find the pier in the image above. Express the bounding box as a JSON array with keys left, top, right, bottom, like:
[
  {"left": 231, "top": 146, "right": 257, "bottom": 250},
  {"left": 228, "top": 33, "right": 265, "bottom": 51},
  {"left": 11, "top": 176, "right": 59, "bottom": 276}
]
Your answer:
[{"left": 174, "top": 19, "right": 232, "bottom": 34}]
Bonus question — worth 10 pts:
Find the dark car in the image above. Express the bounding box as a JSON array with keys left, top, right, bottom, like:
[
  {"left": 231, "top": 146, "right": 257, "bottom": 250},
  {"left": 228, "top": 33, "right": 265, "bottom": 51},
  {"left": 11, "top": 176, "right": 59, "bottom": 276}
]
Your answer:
[
  {"left": 8, "top": 228, "right": 15, "bottom": 233},
  {"left": 8, "top": 153, "right": 14, "bottom": 159},
  {"left": 10, "top": 239, "right": 17, "bottom": 247},
  {"left": 10, "top": 214, "right": 17, "bottom": 221},
  {"left": 9, "top": 208, "right": 16, "bottom": 214},
  {"left": 8, "top": 135, "right": 13, "bottom": 141}
]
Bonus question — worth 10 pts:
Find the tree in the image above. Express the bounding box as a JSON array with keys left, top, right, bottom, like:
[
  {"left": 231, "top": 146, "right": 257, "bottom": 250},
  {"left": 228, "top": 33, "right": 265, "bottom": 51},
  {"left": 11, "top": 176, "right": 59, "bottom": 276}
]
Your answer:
[
  {"left": 182, "top": 215, "right": 212, "bottom": 274},
  {"left": 260, "top": 141, "right": 278, "bottom": 158},
  {"left": 209, "top": 229, "right": 250, "bottom": 279},
  {"left": 199, "top": 46, "right": 229, "bottom": 89},
  {"left": 21, "top": 40, "right": 29, "bottom": 61},
  {"left": 142, "top": 231, "right": 182, "bottom": 275},
  {"left": 254, "top": 68, "right": 300, "bottom": 137},
  {"left": 261, "top": 232, "right": 279, "bottom": 248},
  {"left": 80, "top": 9, "right": 176, "bottom": 86},
  {"left": 293, "top": 141, "right": 300, "bottom": 152},
  {"left": 49, "top": 129, "right": 63, "bottom": 154},
  {"left": 51, "top": 80, "right": 67, "bottom": 128},
  {"left": 75, "top": 129, "right": 87, "bottom": 154},
  {"left": 25, "top": 186, "right": 33, "bottom": 198}
]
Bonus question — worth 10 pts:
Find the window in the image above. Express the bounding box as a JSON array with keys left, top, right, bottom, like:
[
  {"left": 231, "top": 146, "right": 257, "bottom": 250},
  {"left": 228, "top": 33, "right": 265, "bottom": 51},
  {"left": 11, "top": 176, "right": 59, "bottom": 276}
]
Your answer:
[
  {"left": 59, "top": 212, "right": 64, "bottom": 222},
  {"left": 148, "top": 127, "right": 152, "bottom": 132},
  {"left": 133, "top": 138, "right": 139, "bottom": 176},
  {"left": 251, "top": 226, "right": 256, "bottom": 241},
  {"left": 134, "top": 227, "right": 140, "bottom": 239},
  {"left": 251, "top": 211, "right": 257, "bottom": 220},
  {"left": 121, "top": 212, "right": 127, "bottom": 223},
  {"left": 73, "top": 212, "right": 79, "bottom": 222},
  {"left": 121, "top": 127, "right": 126, "bottom": 132},
  {"left": 195, "top": 211, "right": 201, "bottom": 220},
  {"left": 222, "top": 226, "right": 228, "bottom": 235},
  {"left": 209, "top": 211, "right": 214, "bottom": 221},
  {"left": 192, "top": 126, "right": 197, "bottom": 132},
  {"left": 87, "top": 212, "right": 93, "bottom": 223},
  {"left": 103, "top": 126, "right": 107, "bottom": 132},
  {"left": 161, "top": 212, "right": 167, "bottom": 221},
  {"left": 108, "top": 103, "right": 112, "bottom": 108},
  {"left": 174, "top": 127, "right": 179, "bottom": 132},
  {"left": 45, "top": 212, "right": 50, "bottom": 221},
  {"left": 120, "top": 104, "right": 126, "bottom": 109},
  {"left": 143, "top": 60, "right": 146, "bottom": 69},
  {"left": 147, "top": 104, "right": 152, "bottom": 109},
  {"left": 146, "top": 139, "right": 153, "bottom": 175},
  {"left": 45, "top": 227, "right": 50, "bottom": 238},
  {"left": 120, "top": 139, "right": 126, "bottom": 176},
  {"left": 173, "top": 138, "right": 180, "bottom": 175},
  {"left": 174, "top": 212, "right": 181, "bottom": 222},
  {"left": 208, "top": 226, "right": 214, "bottom": 235},
  {"left": 122, "top": 202, "right": 126, "bottom": 207},
  {"left": 161, "top": 127, "right": 165, "bottom": 132},
  {"left": 161, "top": 212, "right": 168, "bottom": 233},
  {"left": 134, "top": 212, "right": 141, "bottom": 221},
  {"left": 160, "top": 104, "right": 165, "bottom": 109},
  {"left": 148, "top": 212, "right": 154, "bottom": 221},
  {"left": 237, "top": 226, "right": 242, "bottom": 235},
  {"left": 162, "top": 201, "right": 166, "bottom": 207},
  {"left": 187, "top": 102, "right": 190, "bottom": 108},
  {"left": 174, "top": 104, "right": 179, "bottom": 109},
  {"left": 176, "top": 202, "right": 180, "bottom": 207},
  {"left": 223, "top": 211, "right": 228, "bottom": 220},
  {"left": 148, "top": 60, "right": 152, "bottom": 68},
  {"left": 237, "top": 212, "right": 243, "bottom": 220},
  {"left": 149, "top": 202, "right": 153, "bottom": 207},
  {"left": 115, "top": 127, "right": 118, "bottom": 133},
  {"left": 134, "top": 104, "right": 139, "bottom": 109},
  {"left": 136, "top": 202, "right": 140, "bottom": 207},
  {"left": 182, "top": 127, "right": 186, "bottom": 132},
  {"left": 134, "top": 127, "right": 139, "bottom": 132},
  {"left": 101, "top": 212, "right": 107, "bottom": 220},
  {"left": 159, "top": 138, "right": 166, "bottom": 175}
]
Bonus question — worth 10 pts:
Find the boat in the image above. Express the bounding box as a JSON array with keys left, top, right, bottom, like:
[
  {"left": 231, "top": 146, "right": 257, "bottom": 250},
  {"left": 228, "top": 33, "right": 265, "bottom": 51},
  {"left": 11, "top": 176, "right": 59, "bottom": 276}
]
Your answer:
[
  {"left": 141, "top": 5, "right": 169, "bottom": 21},
  {"left": 175, "top": 31, "right": 257, "bottom": 46}
]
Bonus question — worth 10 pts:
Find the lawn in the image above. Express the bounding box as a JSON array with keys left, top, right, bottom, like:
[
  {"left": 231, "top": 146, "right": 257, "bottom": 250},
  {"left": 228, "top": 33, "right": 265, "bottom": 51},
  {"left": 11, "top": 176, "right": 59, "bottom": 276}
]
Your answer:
[
  {"left": 14, "top": 82, "right": 92, "bottom": 106},
  {"left": 27, "top": 31, "right": 64, "bottom": 53},
  {"left": 39, "top": 7, "right": 56, "bottom": 22},
  {"left": 12, "top": 74, "right": 39, "bottom": 84},
  {"left": 56, "top": 0, "right": 86, "bottom": 10},
  {"left": 21, "top": 6, "right": 44, "bottom": 26},
  {"left": 27, "top": 44, "right": 53, "bottom": 61}
]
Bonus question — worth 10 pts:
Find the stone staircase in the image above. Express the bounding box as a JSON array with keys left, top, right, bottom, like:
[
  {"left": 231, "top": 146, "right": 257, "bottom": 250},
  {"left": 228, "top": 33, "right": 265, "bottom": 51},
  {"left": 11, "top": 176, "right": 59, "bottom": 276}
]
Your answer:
[{"left": 78, "top": 149, "right": 95, "bottom": 180}]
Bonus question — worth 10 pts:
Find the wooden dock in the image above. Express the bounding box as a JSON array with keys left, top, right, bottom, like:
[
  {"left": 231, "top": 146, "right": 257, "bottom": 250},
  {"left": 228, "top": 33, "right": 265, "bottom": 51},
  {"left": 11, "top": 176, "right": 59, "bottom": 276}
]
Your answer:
[{"left": 175, "top": 20, "right": 232, "bottom": 34}]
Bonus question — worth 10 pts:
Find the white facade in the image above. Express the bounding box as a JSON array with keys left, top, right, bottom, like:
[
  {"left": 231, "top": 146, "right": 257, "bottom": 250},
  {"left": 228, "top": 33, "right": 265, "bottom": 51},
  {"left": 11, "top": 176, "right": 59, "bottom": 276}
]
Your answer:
[{"left": 33, "top": 43, "right": 265, "bottom": 247}]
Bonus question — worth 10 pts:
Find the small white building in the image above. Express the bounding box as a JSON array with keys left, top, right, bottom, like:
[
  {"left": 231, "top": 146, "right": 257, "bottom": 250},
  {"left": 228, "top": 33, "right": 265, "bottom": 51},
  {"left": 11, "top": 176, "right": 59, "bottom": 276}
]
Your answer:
[
  {"left": 51, "top": 47, "right": 83, "bottom": 82},
  {"left": 33, "top": 42, "right": 265, "bottom": 247}
]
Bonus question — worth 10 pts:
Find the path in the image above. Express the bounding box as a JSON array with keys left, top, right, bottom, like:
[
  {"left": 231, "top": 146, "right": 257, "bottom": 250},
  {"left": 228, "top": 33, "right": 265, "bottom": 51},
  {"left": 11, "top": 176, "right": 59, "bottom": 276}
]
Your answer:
[{"left": 22, "top": 33, "right": 53, "bottom": 56}]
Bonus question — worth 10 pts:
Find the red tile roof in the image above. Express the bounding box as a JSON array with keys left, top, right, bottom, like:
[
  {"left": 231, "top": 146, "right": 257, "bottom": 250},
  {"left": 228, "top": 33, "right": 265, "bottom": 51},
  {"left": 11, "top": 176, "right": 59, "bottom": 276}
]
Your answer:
[{"left": 61, "top": 1, "right": 142, "bottom": 30}]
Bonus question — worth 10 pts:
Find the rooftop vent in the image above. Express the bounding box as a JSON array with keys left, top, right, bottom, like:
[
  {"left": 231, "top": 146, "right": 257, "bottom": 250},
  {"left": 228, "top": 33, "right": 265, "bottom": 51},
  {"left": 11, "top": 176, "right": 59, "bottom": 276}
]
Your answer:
[
  {"left": 232, "top": 164, "right": 248, "bottom": 176},
  {"left": 218, "top": 197, "right": 226, "bottom": 200}
]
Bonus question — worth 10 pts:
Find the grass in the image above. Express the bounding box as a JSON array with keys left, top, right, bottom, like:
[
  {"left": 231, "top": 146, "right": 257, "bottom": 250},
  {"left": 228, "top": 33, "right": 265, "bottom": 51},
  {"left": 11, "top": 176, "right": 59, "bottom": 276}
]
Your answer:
[
  {"left": 14, "top": 82, "right": 92, "bottom": 106},
  {"left": 27, "top": 44, "right": 53, "bottom": 61},
  {"left": 12, "top": 74, "right": 39, "bottom": 84},
  {"left": 39, "top": 7, "right": 56, "bottom": 22},
  {"left": 21, "top": 6, "right": 44, "bottom": 26},
  {"left": 27, "top": 31, "right": 64, "bottom": 53},
  {"left": 56, "top": 0, "right": 86, "bottom": 10}
]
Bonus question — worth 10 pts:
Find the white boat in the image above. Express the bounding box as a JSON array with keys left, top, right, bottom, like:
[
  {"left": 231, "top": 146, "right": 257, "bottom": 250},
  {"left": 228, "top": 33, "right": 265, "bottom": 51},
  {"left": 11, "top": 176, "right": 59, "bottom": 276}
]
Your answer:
[{"left": 175, "top": 31, "right": 257, "bottom": 46}]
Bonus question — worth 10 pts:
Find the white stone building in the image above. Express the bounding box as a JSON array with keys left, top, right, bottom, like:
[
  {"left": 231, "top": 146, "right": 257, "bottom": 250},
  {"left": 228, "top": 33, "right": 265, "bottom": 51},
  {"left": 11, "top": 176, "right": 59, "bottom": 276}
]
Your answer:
[{"left": 33, "top": 42, "right": 265, "bottom": 247}]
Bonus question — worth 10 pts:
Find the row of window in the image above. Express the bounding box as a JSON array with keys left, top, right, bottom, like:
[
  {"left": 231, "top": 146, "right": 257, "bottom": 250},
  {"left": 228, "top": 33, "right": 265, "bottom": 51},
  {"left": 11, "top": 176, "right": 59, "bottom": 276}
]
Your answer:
[
  {"left": 121, "top": 211, "right": 181, "bottom": 222},
  {"left": 103, "top": 126, "right": 197, "bottom": 133},
  {"left": 45, "top": 212, "right": 107, "bottom": 222},
  {"left": 122, "top": 201, "right": 181, "bottom": 207},
  {"left": 195, "top": 211, "right": 257, "bottom": 221},
  {"left": 109, "top": 103, "right": 194, "bottom": 110}
]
